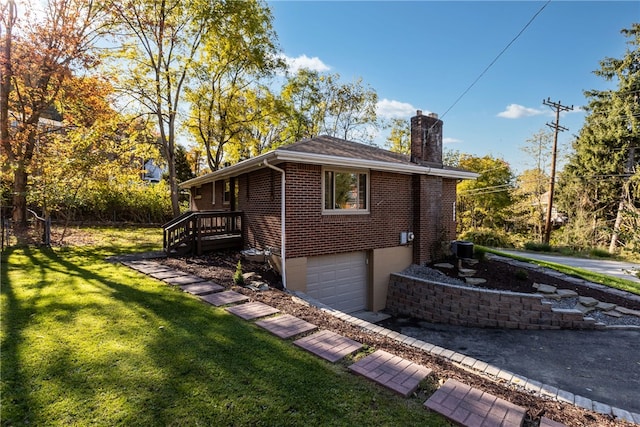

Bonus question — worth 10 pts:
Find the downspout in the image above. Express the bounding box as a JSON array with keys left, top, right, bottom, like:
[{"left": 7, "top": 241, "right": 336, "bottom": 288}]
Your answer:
[{"left": 262, "top": 159, "right": 286, "bottom": 290}]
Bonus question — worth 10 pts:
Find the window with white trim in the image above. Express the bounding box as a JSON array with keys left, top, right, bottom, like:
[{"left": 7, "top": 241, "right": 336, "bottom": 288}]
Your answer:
[{"left": 323, "top": 169, "right": 369, "bottom": 212}]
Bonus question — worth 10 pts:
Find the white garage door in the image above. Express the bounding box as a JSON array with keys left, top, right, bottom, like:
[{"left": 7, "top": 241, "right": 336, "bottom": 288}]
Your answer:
[{"left": 306, "top": 251, "right": 368, "bottom": 313}]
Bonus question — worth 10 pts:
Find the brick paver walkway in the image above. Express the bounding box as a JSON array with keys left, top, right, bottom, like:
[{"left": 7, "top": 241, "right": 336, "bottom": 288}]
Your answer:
[
  {"left": 120, "top": 257, "right": 576, "bottom": 426},
  {"left": 424, "top": 378, "right": 526, "bottom": 427},
  {"left": 293, "top": 330, "right": 363, "bottom": 363},
  {"left": 163, "top": 275, "right": 207, "bottom": 286},
  {"left": 226, "top": 301, "right": 280, "bottom": 320},
  {"left": 179, "top": 281, "right": 224, "bottom": 295},
  {"left": 256, "top": 314, "right": 317, "bottom": 339},
  {"left": 128, "top": 263, "right": 174, "bottom": 275},
  {"left": 200, "top": 290, "right": 249, "bottom": 306},
  {"left": 349, "top": 349, "right": 433, "bottom": 397},
  {"left": 149, "top": 269, "right": 188, "bottom": 280}
]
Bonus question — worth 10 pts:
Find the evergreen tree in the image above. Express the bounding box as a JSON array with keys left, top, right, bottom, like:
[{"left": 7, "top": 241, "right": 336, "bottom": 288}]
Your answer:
[{"left": 557, "top": 24, "right": 640, "bottom": 252}]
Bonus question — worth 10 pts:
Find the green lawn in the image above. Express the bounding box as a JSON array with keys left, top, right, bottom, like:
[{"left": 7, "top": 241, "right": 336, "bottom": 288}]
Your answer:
[{"left": 1, "top": 227, "right": 447, "bottom": 426}]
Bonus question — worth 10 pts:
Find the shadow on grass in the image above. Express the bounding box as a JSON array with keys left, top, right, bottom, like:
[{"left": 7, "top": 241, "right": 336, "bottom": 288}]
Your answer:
[{"left": 3, "top": 246, "right": 420, "bottom": 426}]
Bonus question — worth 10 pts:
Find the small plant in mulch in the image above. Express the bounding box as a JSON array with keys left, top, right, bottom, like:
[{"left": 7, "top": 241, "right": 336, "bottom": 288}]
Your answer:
[
  {"left": 233, "top": 260, "right": 245, "bottom": 285},
  {"left": 514, "top": 269, "right": 529, "bottom": 281}
]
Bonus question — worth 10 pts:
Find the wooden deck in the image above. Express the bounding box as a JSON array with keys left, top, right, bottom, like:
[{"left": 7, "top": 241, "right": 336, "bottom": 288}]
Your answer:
[{"left": 163, "top": 211, "right": 243, "bottom": 256}]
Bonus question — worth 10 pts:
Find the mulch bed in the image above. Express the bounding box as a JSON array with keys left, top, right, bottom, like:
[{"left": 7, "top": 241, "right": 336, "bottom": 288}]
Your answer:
[
  {"left": 430, "top": 256, "right": 640, "bottom": 311},
  {"left": 159, "top": 251, "right": 637, "bottom": 427}
]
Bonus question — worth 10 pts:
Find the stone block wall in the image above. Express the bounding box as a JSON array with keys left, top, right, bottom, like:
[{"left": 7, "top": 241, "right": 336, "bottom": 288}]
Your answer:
[{"left": 386, "top": 273, "right": 601, "bottom": 330}]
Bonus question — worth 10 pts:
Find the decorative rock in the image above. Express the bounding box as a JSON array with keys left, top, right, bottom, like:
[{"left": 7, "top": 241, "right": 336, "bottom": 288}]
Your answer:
[
  {"left": 578, "top": 296, "right": 599, "bottom": 307},
  {"left": 615, "top": 306, "right": 640, "bottom": 317},
  {"left": 434, "top": 263, "right": 454, "bottom": 269},
  {"left": 595, "top": 301, "right": 617, "bottom": 312},
  {"left": 458, "top": 268, "right": 476, "bottom": 277},
  {"left": 575, "top": 304, "right": 596, "bottom": 314},
  {"left": 603, "top": 310, "right": 623, "bottom": 318},
  {"left": 535, "top": 283, "right": 558, "bottom": 294},
  {"left": 464, "top": 259, "right": 479, "bottom": 266},
  {"left": 556, "top": 289, "right": 579, "bottom": 298},
  {"left": 465, "top": 277, "right": 487, "bottom": 285}
]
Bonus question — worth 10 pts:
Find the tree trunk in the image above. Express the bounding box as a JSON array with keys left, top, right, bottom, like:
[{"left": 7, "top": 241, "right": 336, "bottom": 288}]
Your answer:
[
  {"left": 12, "top": 165, "right": 28, "bottom": 227},
  {"left": 609, "top": 197, "right": 625, "bottom": 254}
]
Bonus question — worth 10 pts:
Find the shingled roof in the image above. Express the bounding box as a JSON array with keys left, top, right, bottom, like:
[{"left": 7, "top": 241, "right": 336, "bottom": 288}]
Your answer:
[{"left": 180, "top": 135, "right": 477, "bottom": 189}]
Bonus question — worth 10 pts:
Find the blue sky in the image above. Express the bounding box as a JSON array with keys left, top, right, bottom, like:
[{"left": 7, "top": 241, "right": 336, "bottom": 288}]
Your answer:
[{"left": 268, "top": 1, "right": 639, "bottom": 173}]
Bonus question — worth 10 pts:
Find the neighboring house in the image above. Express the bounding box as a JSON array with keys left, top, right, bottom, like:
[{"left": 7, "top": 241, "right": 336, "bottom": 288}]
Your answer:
[
  {"left": 536, "top": 191, "right": 569, "bottom": 226},
  {"left": 176, "top": 111, "right": 477, "bottom": 313},
  {"left": 142, "top": 159, "right": 163, "bottom": 183}
]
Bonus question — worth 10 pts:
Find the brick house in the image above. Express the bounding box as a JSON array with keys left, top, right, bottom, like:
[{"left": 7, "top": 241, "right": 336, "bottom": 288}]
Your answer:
[{"left": 177, "top": 111, "right": 477, "bottom": 313}]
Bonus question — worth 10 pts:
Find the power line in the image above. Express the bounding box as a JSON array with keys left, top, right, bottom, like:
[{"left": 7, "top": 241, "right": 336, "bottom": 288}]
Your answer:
[{"left": 439, "top": 0, "right": 551, "bottom": 121}]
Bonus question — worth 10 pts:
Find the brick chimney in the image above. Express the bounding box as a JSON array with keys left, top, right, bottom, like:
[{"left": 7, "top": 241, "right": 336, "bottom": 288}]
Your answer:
[{"left": 410, "top": 110, "right": 443, "bottom": 165}]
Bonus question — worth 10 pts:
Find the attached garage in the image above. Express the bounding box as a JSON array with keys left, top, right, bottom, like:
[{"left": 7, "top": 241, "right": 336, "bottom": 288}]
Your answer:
[{"left": 306, "top": 251, "right": 368, "bottom": 313}]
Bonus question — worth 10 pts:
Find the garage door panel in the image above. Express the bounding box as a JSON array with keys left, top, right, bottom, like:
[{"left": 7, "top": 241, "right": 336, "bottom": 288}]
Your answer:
[{"left": 306, "top": 252, "right": 367, "bottom": 313}]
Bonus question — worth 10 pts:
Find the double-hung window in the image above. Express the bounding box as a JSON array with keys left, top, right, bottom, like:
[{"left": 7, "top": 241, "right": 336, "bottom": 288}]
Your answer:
[{"left": 323, "top": 169, "right": 368, "bottom": 213}]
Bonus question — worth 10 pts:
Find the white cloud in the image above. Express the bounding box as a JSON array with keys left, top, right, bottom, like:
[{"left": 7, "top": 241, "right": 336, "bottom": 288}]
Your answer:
[
  {"left": 443, "top": 137, "right": 462, "bottom": 144},
  {"left": 280, "top": 54, "right": 330, "bottom": 73},
  {"left": 376, "top": 99, "right": 426, "bottom": 120},
  {"left": 497, "top": 104, "right": 545, "bottom": 119}
]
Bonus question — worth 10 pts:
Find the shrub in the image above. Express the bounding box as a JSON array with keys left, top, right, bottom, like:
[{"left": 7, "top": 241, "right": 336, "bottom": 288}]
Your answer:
[
  {"left": 589, "top": 248, "right": 612, "bottom": 258},
  {"left": 459, "top": 228, "right": 513, "bottom": 248},
  {"left": 515, "top": 269, "right": 529, "bottom": 280},
  {"left": 473, "top": 246, "right": 487, "bottom": 261},
  {"left": 523, "top": 241, "right": 551, "bottom": 252},
  {"left": 233, "top": 260, "right": 244, "bottom": 285}
]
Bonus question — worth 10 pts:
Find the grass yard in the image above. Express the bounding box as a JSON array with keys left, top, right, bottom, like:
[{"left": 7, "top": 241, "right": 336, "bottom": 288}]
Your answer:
[{"left": 1, "top": 227, "right": 448, "bottom": 426}]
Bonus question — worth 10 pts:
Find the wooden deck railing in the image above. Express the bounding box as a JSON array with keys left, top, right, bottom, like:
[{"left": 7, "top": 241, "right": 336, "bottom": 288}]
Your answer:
[{"left": 163, "top": 211, "right": 243, "bottom": 256}]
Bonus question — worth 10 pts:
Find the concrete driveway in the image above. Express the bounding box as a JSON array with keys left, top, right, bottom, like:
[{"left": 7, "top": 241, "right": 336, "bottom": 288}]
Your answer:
[{"left": 496, "top": 249, "right": 640, "bottom": 283}]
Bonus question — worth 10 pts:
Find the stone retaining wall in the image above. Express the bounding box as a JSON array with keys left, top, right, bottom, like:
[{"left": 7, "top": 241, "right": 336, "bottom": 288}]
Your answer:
[{"left": 386, "top": 273, "right": 602, "bottom": 330}]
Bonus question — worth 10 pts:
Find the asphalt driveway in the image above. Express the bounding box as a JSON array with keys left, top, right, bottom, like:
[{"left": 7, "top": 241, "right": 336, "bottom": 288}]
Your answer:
[
  {"left": 496, "top": 249, "right": 640, "bottom": 283},
  {"left": 380, "top": 250, "right": 640, "bottom": 415},
  {"left": 382, "top": 318, "right": 640, "bottom": 414}
]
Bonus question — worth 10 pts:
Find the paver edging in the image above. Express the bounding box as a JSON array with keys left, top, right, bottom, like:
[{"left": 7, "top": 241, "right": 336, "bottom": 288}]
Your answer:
[{"left": 287, "top": 291, "right": 640, "bottom": 424}]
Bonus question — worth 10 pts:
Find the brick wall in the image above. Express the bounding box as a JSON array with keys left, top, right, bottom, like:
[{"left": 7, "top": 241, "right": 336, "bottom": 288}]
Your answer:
[
  {"left": 237, "top": 169, "right": 282, "bottom": 250},
  {"left": 191, "top": 161, "right": 460, "bottom": 263},
  {"left": 386, "top": 273, "right": 601, "bottom": 330},
  {"left": 284, "top": 163, "right": 415, "bottom": 258},
  {"left": 441, "top": 178, "right": 457, "bottom": 241}
]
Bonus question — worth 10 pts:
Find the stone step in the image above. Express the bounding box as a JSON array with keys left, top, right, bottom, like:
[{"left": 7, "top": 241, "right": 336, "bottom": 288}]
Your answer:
[
  {"left": 578, "top": 296, "right": 599, "bottom": 307},
  {"left": 534, "top": 283, "right": 557, "bottom": 294}
]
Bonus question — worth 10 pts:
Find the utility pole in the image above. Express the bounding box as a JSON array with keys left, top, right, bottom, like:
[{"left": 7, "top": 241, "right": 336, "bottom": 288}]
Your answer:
[{"left": 542, "top": 97, "right": 573, "bottom": 245}]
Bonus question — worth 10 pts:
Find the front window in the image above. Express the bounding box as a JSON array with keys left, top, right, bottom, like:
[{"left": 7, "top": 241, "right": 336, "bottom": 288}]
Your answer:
[{"left": 323, "top": 169, "right": 368, "bottom": 212}]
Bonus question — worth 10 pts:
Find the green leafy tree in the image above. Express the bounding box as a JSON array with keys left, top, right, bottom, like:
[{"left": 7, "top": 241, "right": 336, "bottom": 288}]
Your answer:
[
  {"left": 384, "top": 118, "right": 410, "bottom": 155},
  {"left": 1, "top": 0, "right": 109, "bottom": 226},
  {"left": 556, "top": 24, "right": 640, "bottom": 252},
  {"left": 510, "top": 129, "right": 554, "bottom": 240},
  {"left": 108, "top": 0, "right": 274, "bottom": 215},
  {"left": 183, "top": 1, "right": 282, "bottom": 171},
  {"left": 279, "top": 70, "right": 379, "bottom": 145},
  {"left": 510, "top": 168, "right": 549, "bottom": 240},
  {"left": 457, "top": 155, "right": 514, "bottom": 232}
]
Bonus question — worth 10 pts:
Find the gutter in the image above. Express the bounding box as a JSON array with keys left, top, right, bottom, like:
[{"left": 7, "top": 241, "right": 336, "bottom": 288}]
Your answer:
[{"left": 262, "top": 159, "right": 287, "bottom": 290}]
